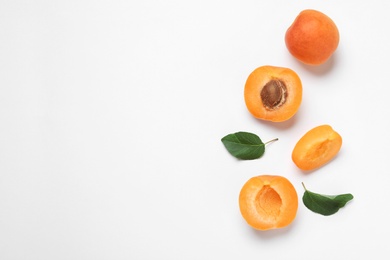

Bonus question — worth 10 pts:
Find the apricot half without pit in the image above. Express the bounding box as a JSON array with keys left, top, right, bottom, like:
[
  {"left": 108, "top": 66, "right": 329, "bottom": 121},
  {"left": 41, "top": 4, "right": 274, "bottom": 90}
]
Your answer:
[
  {"left": 292, "top": 124, "right": 342, "bottom": 171},
  {"left": 239, "top": 175, "right": 298, "bottom": 231}
]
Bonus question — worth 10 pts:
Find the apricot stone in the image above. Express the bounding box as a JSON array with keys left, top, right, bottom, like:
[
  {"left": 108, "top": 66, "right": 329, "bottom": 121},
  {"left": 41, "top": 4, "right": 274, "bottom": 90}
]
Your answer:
[{"left": 285, "top": 9, "right": 339, "bottom": 65}]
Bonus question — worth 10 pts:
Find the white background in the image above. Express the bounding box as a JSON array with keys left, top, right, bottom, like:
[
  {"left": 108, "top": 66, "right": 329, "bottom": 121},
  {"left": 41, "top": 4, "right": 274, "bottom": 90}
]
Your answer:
[{"left": 1, "top": 0, "right": 389, "bottom": 259}]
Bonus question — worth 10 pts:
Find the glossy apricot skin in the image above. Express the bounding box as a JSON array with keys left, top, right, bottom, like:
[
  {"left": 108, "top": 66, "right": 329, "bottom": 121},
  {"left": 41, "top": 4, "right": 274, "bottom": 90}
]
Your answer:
[
  {"left": 244, "top": 65, "right": 302, "bottom": 122},
  {"left": 239, "top": 175, "right": 298, "bottom": 231},
  {"left": 292, "top": 125, "right": 342, "bottom": 171},
  {"left": 285, "top": 9, "right": 339, "bottom": 65}
]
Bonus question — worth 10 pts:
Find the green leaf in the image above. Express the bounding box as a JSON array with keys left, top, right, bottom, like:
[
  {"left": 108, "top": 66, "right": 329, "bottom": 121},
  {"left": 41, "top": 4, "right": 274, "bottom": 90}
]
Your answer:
[
  {"left": 221, "top": 132, "right": 277, "bottom": 160},
  {"left": 302, "top": 183, "right": 354, "bottom": 216}
]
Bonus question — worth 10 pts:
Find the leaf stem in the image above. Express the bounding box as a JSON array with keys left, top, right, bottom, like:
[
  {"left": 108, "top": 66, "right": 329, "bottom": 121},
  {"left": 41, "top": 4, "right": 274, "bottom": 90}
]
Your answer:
[
  {"left": 264, "top": 138, "right": 279, "bottom": 145},
  {"left": 302, "top": 182, "right": 307, "bottom": 191}
]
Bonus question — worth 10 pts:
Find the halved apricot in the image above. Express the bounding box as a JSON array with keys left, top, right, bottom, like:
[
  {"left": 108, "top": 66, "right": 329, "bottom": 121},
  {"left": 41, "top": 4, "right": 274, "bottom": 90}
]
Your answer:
[
  {"left": 239, "top": 175, "right": 298, "bottom": 231},
  {"left": 292, "top": 125, "right": 342, "bottom": 171},
  {"left": 244, "top": 66, "right": 302, "bottom": 122}
]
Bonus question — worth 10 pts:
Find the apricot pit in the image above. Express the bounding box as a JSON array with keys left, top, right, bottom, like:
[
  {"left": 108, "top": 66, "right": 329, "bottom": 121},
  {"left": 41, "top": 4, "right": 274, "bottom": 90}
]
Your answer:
[{"left": 261, "top": 79, "right": 287, "bottom": 110}]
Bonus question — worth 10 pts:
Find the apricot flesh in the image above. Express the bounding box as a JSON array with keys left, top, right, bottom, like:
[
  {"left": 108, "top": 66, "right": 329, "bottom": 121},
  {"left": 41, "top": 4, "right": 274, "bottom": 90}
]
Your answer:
[
  {"left": 292, "top": 125, "right": 342, "bottom": 171},
  {"left": 285, "top": 9, "right": 339, "bottom": 65},
  {"left": 244, "top": 66, "right": 302, "bottom": 122},
  {"left": 239, "top": 175, "right": 298, "bottom": 231}
]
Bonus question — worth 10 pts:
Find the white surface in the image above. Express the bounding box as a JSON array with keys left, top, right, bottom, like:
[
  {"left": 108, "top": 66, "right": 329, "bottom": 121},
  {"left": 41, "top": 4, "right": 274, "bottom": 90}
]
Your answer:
[{"left": 1, "top": 0, "right": 389, "bottom": 259}]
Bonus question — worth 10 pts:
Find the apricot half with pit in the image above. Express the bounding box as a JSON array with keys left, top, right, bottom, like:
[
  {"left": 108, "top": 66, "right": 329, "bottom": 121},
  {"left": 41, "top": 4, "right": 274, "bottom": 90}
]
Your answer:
[
  {"left": 244, "top": 65, "right": 302, "bottom": 122},
  {"left": 239, "top": 175, "right": 298, "bottom": 231},
  {"left": 285, "top": 9, "right": 339, "bottom": 65}
]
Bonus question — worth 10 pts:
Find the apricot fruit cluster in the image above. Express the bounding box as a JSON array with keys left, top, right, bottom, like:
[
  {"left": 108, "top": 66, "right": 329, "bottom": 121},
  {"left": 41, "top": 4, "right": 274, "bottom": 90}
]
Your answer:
[{"left": 238, "top": 9, "right": 342, "bottom": 231}]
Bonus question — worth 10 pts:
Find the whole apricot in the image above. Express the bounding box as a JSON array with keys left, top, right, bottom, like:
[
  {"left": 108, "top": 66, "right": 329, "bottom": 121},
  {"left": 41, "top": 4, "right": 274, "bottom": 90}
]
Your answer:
[
  {"left": 244, "top": 65, "right": 302, "bottom": 122},
  {"left": 292, "top": 125, "right": 342, "bottom": 171},
  {"left": 285, "top": 9, "right": 339, "bottom": 65},
  {"left": 239, "top": 175, "right": 298, "bottom": 231}
]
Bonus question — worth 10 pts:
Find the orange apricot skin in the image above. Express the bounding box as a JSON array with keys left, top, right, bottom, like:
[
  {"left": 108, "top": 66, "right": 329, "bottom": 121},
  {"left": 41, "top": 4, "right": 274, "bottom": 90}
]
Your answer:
[
  {"left": 292, "top": 125, "right": 342, "bottom": 171},
  {"left": 239, "top": 175, "right": 298, "bottom": 231},
  {"left": 285, "top": 9, "right": 339, "bottom": 65},
  {"left": 244, "top": 65, "right": 302, "bottom": 122}
]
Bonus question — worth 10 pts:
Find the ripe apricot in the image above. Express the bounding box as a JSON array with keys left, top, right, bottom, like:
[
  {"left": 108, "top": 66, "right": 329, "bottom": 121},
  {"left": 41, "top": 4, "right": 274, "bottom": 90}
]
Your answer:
[
  {"left": 239, "top": 175, "right": 298, "bottom": 231},
  {"left": 244, "top": 65, "right": 302, "bottom": 122},
  {"left": 285, "top": 9, "right": 339, "bottom": 65},
  {"left": 292, "top": 125, "right": 342, "bottom": 171}
]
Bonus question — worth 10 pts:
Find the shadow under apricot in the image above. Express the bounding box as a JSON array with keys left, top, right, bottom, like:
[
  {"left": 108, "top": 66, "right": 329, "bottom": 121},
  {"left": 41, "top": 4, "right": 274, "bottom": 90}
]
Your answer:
[
  {"left": 294, "top": 52, "right": 339, "bottom": 76},
  {"left": 248, "top": 220, "right": 297, "bottom": 240}
]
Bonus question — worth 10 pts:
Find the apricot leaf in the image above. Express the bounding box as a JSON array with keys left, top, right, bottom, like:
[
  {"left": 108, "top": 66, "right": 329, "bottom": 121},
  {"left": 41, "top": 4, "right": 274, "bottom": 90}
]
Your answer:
[
  {"left": 302, "top": 183, "right": 354, "bottom": 216},
  {"left": 221, "top": 132, "right": 277, "bottom": 160}
]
